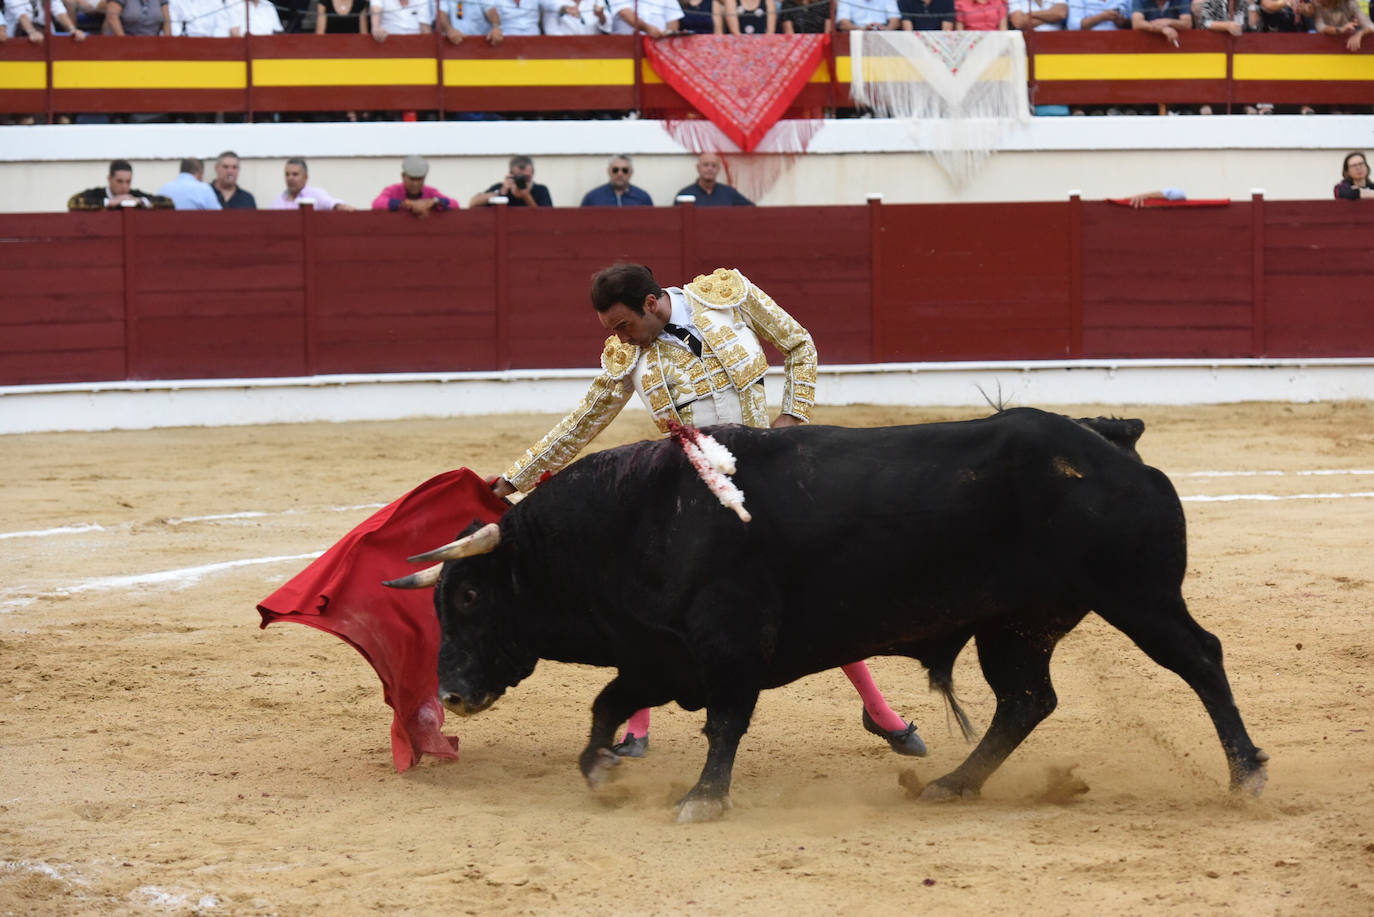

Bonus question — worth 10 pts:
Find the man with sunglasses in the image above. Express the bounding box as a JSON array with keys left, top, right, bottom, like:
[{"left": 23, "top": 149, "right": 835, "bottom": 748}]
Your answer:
[{"left": 580, "top": 154, "right": 655, "bottom": 207}]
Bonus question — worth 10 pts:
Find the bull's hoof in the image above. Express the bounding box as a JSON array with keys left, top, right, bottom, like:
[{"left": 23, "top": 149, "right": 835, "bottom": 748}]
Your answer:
[
  {"left": 1233, "top": 760, "right": 1269, "bottom": 797},
  {"left": 919, "top": 779, "right": 979, "bottom": 803},
  {"left": 583, "top": 747, "right": 621, "bottom": 790},
  {"left": 676, "top": 795, "right": 732, "bottom": 824}
]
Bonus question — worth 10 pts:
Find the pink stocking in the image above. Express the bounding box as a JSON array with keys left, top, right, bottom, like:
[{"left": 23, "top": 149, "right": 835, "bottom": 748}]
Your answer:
[
  {"left": 619, "top": 707, "right": 651, "bottom": 742},
  {"left": 841, "top": 661, "right": 907, "bottom": 732}
]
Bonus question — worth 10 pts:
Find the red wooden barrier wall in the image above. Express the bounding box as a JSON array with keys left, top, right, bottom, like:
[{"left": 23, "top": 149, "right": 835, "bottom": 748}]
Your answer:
[
  {"left": 3, "top": 32, "right": 1372, "bottom": 119},
  {"left": 3, "top": 199, "right": 1373, "bottom": 388}
]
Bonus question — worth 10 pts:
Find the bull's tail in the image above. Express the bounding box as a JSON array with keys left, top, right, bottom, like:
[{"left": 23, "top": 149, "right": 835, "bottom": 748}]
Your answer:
[{"left": 922, "top": 635, "right": 978, "bottom": 742}]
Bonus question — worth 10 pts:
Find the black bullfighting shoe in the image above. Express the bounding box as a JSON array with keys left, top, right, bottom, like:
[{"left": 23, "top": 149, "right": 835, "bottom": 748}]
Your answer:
[
  {"left": 611, "top": 733, "right": 649, "bottom": 758},
  {"left": 862, "top": 708, "right": 928, "bottom": 757}
]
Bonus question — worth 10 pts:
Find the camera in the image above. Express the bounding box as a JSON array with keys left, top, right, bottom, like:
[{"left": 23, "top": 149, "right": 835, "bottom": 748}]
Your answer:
[{"left": 512, "top": 174, "right": 529, "bottom": 190}]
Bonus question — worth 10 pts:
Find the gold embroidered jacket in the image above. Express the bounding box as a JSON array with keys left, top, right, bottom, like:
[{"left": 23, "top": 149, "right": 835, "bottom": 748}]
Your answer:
[{"left": 503, "top": 268, "right": 818, "bottom": 493}]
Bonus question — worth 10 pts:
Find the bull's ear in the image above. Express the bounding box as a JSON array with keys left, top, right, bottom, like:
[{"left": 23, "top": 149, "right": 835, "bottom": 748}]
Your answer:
[{"left": 1075, "top": 416, "right": 1145, "bottom": 454}]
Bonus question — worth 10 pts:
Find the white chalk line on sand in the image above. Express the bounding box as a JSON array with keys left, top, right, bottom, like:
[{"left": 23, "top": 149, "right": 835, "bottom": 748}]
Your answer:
[
  {"left": 0, "top": 504, "right": 385, "bottom": 542},
  {"left": 1182, "top": 491, "right": 1374, "bottom": 503},
  {"left": 0, "top": 523, "right": 106, "bottom": 541},
  {"left": 0, "top": 551, "right": 324, "bottom": 613},
  {"left": 1177, "top": 468, "right": 1374, "bottom": 478}
]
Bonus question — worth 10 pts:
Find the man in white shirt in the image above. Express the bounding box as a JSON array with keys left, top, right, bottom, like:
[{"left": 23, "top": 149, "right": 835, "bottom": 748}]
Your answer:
[
  {"left": 372, "top": 0, "right": 433, "bottom": 38},
  {"left": 221, "top": 0, "right": 283, "bottom": 33},
  {"left": 606, "top": 0, "right": 680, "bottom": 35},
  {"left": 1066, "top": 0, "right": 1126, "bottom": 28},
  {"left": 835, "top": 0, "right": 901, "bottom": 28},
  {"left": 170, "top": 0, "right": 230, "bottom": 35},
  {"left": 484, "top": 0, "right": 541, "bottom": 41},
  {"left": 436, "top": 0, "right": 490, "bottom": 43},
  {"left": 539, "top": 0, "right": 605, "bottom": 33},
  {"left": 1009, "top": 0, "right": 1067, "bottom": 28}
]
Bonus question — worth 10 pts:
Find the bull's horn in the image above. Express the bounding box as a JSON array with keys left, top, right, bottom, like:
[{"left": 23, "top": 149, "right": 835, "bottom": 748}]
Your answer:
[
  {"left": 383, "top": 563, "right": 444, "bottom": 589},
  {"left": 406, "top": 522, "right": 501, "bottom": 564}
]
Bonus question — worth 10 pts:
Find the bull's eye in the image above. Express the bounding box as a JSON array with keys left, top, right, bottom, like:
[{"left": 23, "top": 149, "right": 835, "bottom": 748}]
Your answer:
[{"left": 463, "top": 588, "right": 478, "bottom": 604}]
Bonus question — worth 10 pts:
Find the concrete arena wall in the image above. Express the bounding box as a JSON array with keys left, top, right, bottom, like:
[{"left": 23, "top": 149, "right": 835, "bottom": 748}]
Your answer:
[
  {"left": 3, "top": 117, "right": 1374, "bottom": 213},
  {"left": 3, "top": 359, "right": 1372, "bottom": 434}
]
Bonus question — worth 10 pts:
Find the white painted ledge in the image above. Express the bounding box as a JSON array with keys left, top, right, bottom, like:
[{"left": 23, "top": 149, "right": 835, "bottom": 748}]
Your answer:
[{"left": 3, "top": 358, "right": 1372, "bottom": 434}]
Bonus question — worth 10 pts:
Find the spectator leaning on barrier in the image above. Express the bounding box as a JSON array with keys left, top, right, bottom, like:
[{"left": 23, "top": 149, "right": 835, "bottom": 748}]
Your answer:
[
  {"left": 436, "top": 0, "right": 489, "bottom": 42},
  {"left": 676, "top": 152, "right": 754, "bottom": 207},
  {"left": 372, "top": 155, "right": 460, "bottom": 217},
  {"left": 106, "top": 0, "right": 171, "bottom": 34},
  {"left": 158, "top": 158, "right": 223, "bottom": 211},
  {"left": 778, "top": 0, "right": 830, "bottom": 31},
  {"left": 581, "top": 155, "right": 654, "bottom": 208},
  {"left": 539, "top": 0, "right": 607, "bottom": 34},
  {"left": 956, "top": 0, "right": 1007, "bottom": 28},
  {"left": 1131, "top": 0, "right": 1191, "bottom": 45},
  {"left": 484, "top": 0, "right": 539, "bottom": 41},
  {"left": 222, "top": 0, "right": 285, "bottom": 32},
  {"left": 211, "top": 151, "right": 257, "bottom": 209},
  {"left": 371, "top": 0, "right": 431, "bottom": 39},
  {"left": 1128, "top": 187, "right": 1186, "bottom": 207},
  {"left": 722, "top": 0, "right": 776, "bottom": 32},
  {"left": 171, "top": 0, "right": 232, "bottom": 34},
  {"left": 316, "top": 0, "right": 372, "bottom": 32},
  {"left": 1334, "top": 151, "right": 1374, "bottom": 200},
  {"left": 1253, "top": 0, "right": 1312, "bottom": 31},
  {"left": 836, "top": 0, "right": 900, "bottom": 28},
  {"left": 1313, "top": 0, "right": 1373, "bottom": 51},
  {"left": 607, "top": 0, "right": 682, "bottom": 36},
  {"left": 1067, "top": 0, "right": 1126, "bottom": 29},
  {"left": 899, "top": 0, "right": 955, "bottom": 29},
  {"left": 470, "top": 155, "right": 553, "bottom": 208},
  {"left": 677, "top": 0, "right": 722, "bottom": 33},
  {"left": 1192, "top": 0, "right": 1249, "bottom": 33},
  {"left": 1009, "top": 0, "right": 1065, "bottom": 29},
  {"left": 6, "top": 0, "right": 89, "bottom": 40},
  {"left": 270, "top": 157, "right": 355, "bottom": 210},
  {"left": 67, "top": 159, "right": 175, "bottom": 211}
]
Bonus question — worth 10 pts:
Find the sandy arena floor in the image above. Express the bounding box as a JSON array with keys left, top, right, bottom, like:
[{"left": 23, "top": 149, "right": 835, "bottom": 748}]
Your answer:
[{"left": 1, "top": 402, "right": 1372, "bottom": 916}]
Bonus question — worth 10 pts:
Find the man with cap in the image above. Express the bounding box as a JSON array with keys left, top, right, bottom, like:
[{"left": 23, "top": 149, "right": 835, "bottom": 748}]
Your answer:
[{"left": 372, "top": 155, "right": 460, "bottom": 217}]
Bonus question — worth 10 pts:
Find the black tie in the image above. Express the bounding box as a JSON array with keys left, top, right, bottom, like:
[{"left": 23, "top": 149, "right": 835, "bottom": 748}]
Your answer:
[{"left": 664, "top": 322, "right": 703, "bottom": 358}]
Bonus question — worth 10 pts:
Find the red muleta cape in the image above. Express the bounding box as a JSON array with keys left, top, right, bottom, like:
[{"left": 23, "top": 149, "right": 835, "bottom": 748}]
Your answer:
[{"left": 256, "top": 468, "right": 508, "bottom": 772}]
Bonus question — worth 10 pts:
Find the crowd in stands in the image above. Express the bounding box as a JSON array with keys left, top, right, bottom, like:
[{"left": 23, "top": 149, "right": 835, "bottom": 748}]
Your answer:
[
  {"left": 3, "top": 0, "right": 1369, "bottom": 39},
  {"left": 63, "top": 151, "right": 760, "bottom": 212}
]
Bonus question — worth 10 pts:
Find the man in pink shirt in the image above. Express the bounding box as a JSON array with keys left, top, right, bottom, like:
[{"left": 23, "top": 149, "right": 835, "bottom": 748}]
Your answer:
[
  {"left": 371, "top": 155, "right": 460, "bottom": 218},
  {"left": 270, "top": 157, "right": 355, "bottom": 211},
  {"left": 956, "top": 0, "right": 1008, "bottom": 28}
]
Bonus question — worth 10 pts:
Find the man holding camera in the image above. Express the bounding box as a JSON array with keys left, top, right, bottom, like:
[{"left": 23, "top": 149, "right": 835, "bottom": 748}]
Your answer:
[{"left": 469, "top": 154, "right": 553, "bottom": 208}]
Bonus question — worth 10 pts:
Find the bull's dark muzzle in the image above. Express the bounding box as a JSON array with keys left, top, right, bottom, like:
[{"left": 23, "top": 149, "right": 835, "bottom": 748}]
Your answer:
[{"left": 438, "top": 688, "right": 498, "bottom": 716}]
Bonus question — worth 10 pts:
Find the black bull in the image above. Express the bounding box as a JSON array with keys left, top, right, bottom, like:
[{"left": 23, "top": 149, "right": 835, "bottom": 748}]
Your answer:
[{"left": 401, "top": 408, "right": 1267, "bottom": 821}]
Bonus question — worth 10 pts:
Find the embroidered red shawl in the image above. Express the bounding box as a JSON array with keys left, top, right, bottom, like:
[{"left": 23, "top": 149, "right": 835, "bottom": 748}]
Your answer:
[{"left": 644, "top": 34, "right": 829, "bottom": 152}]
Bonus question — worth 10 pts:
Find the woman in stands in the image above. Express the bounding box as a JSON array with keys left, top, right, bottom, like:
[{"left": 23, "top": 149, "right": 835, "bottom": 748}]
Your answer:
[
  {"left": 678, "top": 0, "right": 723, "bottom": 31},
  {"left": 723, "top": 0, "right": 776, "bottom": 32},
  {"left": 316, "top": 0, "right": 371, "bottom": 32},
  {"left": 1334, "top": 151, "right": 1374, "bottom": 200}
]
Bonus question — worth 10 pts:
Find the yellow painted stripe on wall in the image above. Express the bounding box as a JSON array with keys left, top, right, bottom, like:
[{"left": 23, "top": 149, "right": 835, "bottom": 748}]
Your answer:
[
  {"left": 0, "top": 61, "right": 47, "bottom": 91},
  {"left": 53, "top": 60, "right": 246, "bottom": 90},
  {"left": 443, "top": 57, "right": 631, "bottom": 87},
  {"left": 1233, "top": 53, "right": 1374, "bottom": 81},
  {"left": 1035, "top": 53, "right": 1226, "bottom": 81},
  {"left": 253, "top": 58, "right": 437, "bottom": 87}
]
